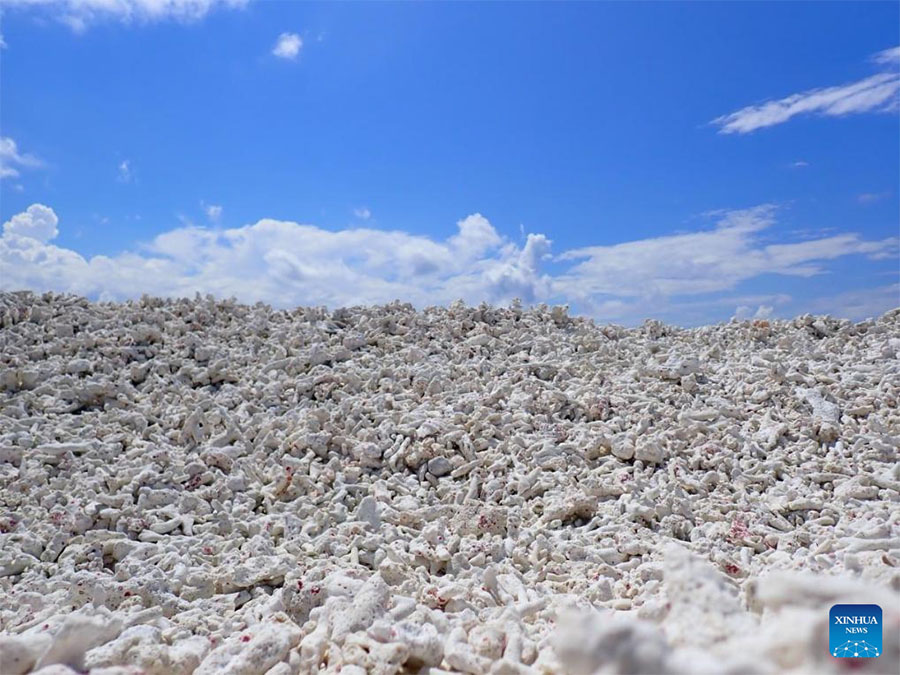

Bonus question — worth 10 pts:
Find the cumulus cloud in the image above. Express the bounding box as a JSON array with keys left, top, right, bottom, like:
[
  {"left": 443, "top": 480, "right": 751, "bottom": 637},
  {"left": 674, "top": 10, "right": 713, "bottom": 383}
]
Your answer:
[
  {"left": 712, "top": 47, "right": 900, "bottom": 134},
  {"left": 2, "top": 0, "right": 250, "bottom": 32},
  {"left": 3, "top": 204, "right": 59, "bottom": 242},
  {"left": 449, "top": 213, "right": 504, "bottom": 260},
  {"left": 272, "top": 32, "right": 302, "bottom": 60},
  {"left": 480, "top": 234, "right": 553, "bottom": 303},
  {"left": 0, "top": 137, "right": 43, "bottom": 180},
  {"left": 0, "top": 208, "right": 552, "bottom": 309},
  {"left": 1, "top": 204, "right": 895, "bottom": 325}
]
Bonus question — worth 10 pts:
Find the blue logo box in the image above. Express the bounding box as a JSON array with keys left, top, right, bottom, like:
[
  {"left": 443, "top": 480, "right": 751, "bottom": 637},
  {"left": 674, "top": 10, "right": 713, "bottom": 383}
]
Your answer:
[{"left": 830, "top": 604, "right": 882, "bottom": 658}]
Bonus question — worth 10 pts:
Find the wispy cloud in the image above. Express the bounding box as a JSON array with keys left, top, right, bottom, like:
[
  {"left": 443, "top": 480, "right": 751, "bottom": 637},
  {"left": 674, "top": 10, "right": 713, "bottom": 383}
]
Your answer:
[
  {"left": 353, "top": 207, "right": 372, "bottom": 221},
  {"left": 857, "top": 191, "right": 891, "bottom": 205},
  {"left": 203, "top": 202, "right": 223, "bottom": 222},
  {"left": 2, "top": 0, "right": 250, "bottom": 33},
  {"left": 872, "top": 45, "right": 900, "bottom": 66},
  {"left": 712, "top": 47, "right": 900, "bottom": 134},
  {"left": 553, "top": 205, "right": 897, "bottom": 323},
  {"left": 117, "top": 159, "right": 133, "bottom": 183},
  {"left": 1, "top": 204, "right": 895, "bottom": 325},
  {"left": 0, "top": 137, "right": 43, "bottom": 180},
  {"left": 790, "top": 160, "right": 809, "bottom": 168},
  {"left": 556, "top": 205, "right": 895, "bottom": 297},
  {"left": 272, "top": 32, "right": 303, "bottom": 60},
  {"left": 809, "top": 283, "right": 900, "bottom": 321}
]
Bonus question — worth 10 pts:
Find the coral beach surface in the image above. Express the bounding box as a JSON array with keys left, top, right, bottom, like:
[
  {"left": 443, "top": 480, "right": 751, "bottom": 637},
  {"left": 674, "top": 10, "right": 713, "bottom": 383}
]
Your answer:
[{"left": 0, "top": 291, "right": 898, "bottom": 674}]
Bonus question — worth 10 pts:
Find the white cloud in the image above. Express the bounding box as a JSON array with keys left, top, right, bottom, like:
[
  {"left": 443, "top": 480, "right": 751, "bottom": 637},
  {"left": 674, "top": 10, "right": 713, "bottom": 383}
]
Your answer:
[
  {"left": 1, "top": 204, "right": 895, "bottom": 326},
  {"left": 0, "top": 209, "right": 551, "bottom": 309},
  {"left": 857, "top": 191, "right": 891, "bottom": 205},
  {"left": 204, "top": 203, "right": 223, "bottom": 222},
  {"left": 3, "top": 204, "right": 59, "bottom": 242},
  {"left": 579, "top": 292, "right": 793, "bottom": 327},
  {"left": 733, "top": 304, "right": 774, "bottom": 321},
  {"left": 117, "top": 160, "right": 132, "bottom": 183},
  {"left": 712, "top": 47, "right": 900, "bottom": 134},
  {"left": 809, "top": 284, "right": 900, "bottom": 321},
  {"left": 3, "top": 0, "right": 250, "bottom": 32},
  {"left": 554, "top": 205, "right": 897, "bottom": 315},
  {"left": 272, "top": 32, "right": 302, "bottom": 60},
  {"left": 449, "top": 213, "right": 504, "bottom": 260},
  {"left": 0, "top": 137, "right": 43, "bottom": 180},
  {"left": 872, "top": 46, "right": 900, "bottom": 66},
  {"left": 790, "top": 160, "right": 809, "bottom": 168},
  {"left": 354, "top": 207, "right": 371, "bottom": 221},
  {"left": 479, "top": 233, "right": 552, "bottom": 303}
]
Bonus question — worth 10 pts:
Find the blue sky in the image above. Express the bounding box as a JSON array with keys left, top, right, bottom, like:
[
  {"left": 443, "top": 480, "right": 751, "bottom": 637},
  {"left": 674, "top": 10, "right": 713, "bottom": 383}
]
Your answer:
[{"left": 1, "top": 0, "right": 898, "bottom": 325}]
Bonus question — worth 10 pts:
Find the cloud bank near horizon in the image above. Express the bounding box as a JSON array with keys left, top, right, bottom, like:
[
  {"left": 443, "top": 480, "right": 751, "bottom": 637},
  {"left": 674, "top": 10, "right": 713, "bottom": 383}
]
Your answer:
[{"left": 2, "top": 204, "right": 897, "bottom": 325}]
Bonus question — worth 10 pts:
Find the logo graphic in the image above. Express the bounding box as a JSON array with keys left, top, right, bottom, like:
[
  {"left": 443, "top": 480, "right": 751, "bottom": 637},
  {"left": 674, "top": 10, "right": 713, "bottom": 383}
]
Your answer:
[{"left": 829, "top": 604, "right": 882, "bottom": 658}]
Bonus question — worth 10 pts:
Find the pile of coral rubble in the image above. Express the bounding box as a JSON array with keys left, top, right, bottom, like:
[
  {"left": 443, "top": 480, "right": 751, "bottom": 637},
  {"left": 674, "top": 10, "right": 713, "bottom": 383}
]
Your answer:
[{"left": 0, "top": 292, "right": 898, "bottom": 674}]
